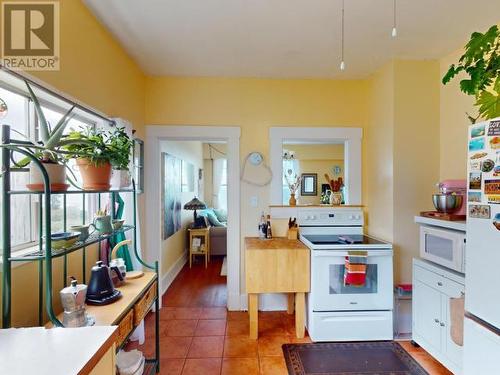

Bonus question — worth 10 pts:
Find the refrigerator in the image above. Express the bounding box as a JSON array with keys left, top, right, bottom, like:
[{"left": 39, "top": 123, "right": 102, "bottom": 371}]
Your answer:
[{"left": 464, "top": 117, "right": 500, "bottom": 374}]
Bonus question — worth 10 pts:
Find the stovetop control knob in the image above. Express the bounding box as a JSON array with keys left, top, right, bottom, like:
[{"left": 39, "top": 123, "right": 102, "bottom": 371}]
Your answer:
[{"left": 349, "top": 215, "right": 355, "bottom": 220}]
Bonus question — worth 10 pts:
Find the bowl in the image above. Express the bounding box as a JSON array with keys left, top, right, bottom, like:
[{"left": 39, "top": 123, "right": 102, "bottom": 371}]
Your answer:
[
  {"left": 46, "top": 232, "right": 80, "bottom": 250},
  {"left": 112, "top": 219, "right": 125, "bottom": 230},
  {"left": 432, "top": 194, "right": 463, "bottom": 214}
]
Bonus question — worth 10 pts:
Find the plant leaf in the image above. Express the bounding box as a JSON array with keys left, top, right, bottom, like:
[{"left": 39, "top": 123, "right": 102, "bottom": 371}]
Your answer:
[
  {"left": 25, "top": 81, "right": 50, "bottom": 144},
  {"left": 44, "top": 106, "right": 75, "bottom": 149},
  {"left": 476, "top": 90, "right": 500, "bottom": 119}
]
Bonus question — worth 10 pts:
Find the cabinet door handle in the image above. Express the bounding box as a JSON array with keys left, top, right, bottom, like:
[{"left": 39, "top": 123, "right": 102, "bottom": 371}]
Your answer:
[
  {"left": 434, "top": 318, "right": 440, "bottom": 323},
  {"left": 440, "top": 322, "right": 445, "bottom": 327},
  {"left": 437, "top": 282, "right": 443, "bottom": 286}
]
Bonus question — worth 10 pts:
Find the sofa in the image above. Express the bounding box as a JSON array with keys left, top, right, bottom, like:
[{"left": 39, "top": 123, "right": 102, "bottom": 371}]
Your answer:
[{"left": 198, "top": 208, "right": 227, "bottom": 256}]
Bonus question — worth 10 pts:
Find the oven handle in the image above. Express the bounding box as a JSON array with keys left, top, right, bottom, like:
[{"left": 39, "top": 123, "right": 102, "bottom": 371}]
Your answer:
[{"left": 312, "top": 249, "right": 393, "bottom": 257}]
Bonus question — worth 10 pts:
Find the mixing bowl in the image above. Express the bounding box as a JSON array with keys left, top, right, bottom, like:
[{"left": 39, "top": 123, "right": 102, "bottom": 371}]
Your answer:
[{"left": 432, "top": 194, "right": 463, "bottom": 214}]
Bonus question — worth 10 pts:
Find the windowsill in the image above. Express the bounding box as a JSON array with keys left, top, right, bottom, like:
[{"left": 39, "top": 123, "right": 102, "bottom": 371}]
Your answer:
[{"left": 0, "top": 244, "right": 41, "bottom": 269}]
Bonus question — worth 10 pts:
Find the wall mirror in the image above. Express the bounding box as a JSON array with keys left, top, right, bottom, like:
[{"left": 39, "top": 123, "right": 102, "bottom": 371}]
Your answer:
[{"left": 270, "top": 127, "right": 362, "bottom": 205}]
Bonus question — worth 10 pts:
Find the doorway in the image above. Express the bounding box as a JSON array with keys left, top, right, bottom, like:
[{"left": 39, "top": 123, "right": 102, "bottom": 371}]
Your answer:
[{"left": 145, "top": 126, "right": 241, "bottom": 310}]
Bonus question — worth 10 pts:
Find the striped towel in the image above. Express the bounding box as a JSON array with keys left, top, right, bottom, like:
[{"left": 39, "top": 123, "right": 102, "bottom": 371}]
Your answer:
[{"left": 344, "top": 250, "right": 368, "bottom": 287}]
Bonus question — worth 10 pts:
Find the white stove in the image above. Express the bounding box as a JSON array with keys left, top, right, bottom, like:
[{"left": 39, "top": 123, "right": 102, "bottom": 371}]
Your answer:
[{"left": 298, "top": 208, "right": 394, "bottom": 342}]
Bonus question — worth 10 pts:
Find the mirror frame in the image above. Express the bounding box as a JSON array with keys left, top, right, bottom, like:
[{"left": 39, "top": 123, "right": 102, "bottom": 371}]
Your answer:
[
  {"left": 269, "top": 127, "right": 362, "bottom": 205},
  {"left": 300, "top": 173, "right": 317, "bottom": 196}
]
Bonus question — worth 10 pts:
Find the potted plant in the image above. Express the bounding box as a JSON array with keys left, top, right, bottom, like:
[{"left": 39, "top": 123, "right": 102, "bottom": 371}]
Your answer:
[
  {"left": 442, "top": 25, "right": 500, "bottom": 122},
  {"left": 17, "top": 82, "right": 77, "bottom": 191},
  {"left": 108, "top": 126, "right": 133, "bottom": 189},
  {"left": 63, "top": 127, "right": 115, "bottom": 190}
]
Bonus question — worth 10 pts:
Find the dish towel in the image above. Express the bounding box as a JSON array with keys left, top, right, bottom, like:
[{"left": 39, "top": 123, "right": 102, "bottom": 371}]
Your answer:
[
  {"left": 450, "top": 294, "right": 465, "bottom": 346},
  {"left": 344, "top": 250, "right": 368, "bottom": 287}
]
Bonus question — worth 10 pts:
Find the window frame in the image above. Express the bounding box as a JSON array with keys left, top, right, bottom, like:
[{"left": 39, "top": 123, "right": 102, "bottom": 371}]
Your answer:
[{"left": 0, "top": 83, "right": 104, "bottom": 253}]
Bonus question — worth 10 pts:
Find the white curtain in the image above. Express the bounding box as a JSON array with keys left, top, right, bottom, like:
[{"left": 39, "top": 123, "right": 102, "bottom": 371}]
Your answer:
[{"left": 212, "top": 158, "right": 225, "bottom": 209}]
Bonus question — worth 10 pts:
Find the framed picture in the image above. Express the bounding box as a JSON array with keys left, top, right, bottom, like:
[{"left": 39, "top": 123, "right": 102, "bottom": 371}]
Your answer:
[
  {"left": 162, "top": 153, "right": 182, "bottom": 239},
  {"left": 301, "top": 173, "right": 317, "bottom": 196}
]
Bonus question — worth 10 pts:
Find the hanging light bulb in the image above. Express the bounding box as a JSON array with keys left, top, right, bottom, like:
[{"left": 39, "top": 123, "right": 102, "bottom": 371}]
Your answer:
[
  {"left": 339, "top": 0, "right": 345, "bottom": 71},
  {"left": 391, "top": 0, "right": 397, "bottom": 37}
]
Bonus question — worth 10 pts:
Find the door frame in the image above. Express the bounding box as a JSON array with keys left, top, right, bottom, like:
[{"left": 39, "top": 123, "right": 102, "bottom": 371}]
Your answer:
[{"left": 145, "top": 125, "right": 241, "bottom": 310}]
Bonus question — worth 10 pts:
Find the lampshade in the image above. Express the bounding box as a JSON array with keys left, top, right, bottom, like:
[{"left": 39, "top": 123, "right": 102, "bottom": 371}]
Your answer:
[{"left": 184, "top": 197, "right": 207, "bottom": 211}]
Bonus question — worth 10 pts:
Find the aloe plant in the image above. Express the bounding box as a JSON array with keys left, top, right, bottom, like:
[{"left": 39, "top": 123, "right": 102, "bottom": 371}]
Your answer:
[
  {"left": 15, "top": 81, "right": 81, "bottom": 166},
  {"left": 442, "top": 25, "right": 500, "bottom": 121}
]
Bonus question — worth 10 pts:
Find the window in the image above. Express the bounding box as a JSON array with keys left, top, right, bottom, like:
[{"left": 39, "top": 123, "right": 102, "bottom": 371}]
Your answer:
[
  {"left": 282, "top": 158, "right": 299, "bottom": 204},
  {"left": 0, "top": 82, "right": 104, "bottom": 253},
  {"left": 217, "top": 159, "right": 228, "bottom": 211}
]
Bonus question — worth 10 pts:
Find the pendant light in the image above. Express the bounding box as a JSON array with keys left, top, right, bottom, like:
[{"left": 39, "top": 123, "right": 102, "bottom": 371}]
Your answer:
[
  {"left": 340, "top": 0, "right": 345, "bottom": 70},
  {"left": 391, "top": 0, "right": 397, "bottom": 37}
]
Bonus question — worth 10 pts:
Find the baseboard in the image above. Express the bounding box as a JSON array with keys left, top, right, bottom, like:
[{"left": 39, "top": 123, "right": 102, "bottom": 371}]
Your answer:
[{"left": 160, "top": 252, "right": 187, "bottom": 297}]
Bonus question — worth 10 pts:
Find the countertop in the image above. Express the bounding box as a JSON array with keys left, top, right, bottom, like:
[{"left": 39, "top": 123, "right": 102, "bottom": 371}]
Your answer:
[
  {"left": 245, "top": 237, "right": 308, "bottom": 250},
  {"left": 0, "top": 326, "right": 117, "bottom": 375},
  {"left": 414, "top": 215, "right": 466, "bottom": 232}
]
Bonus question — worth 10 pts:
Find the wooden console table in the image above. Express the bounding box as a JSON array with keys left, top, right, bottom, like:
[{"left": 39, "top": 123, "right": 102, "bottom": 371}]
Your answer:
[
  {"left": 245, "top": 237, "right": 310, "bottom": 339},
  {"left": 47, "top": 272, "right": 158, "bottom": 358}
]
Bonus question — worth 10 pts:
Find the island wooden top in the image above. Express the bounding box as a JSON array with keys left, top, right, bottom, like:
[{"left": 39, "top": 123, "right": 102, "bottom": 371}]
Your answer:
[
  {"left": 47, "top": 271, "right": 156, "bottom": 328},
  {"left": 245, "top": 237, "right": 308, "bottom": 251},
  {"left": 0, "top": 326, "right": 117, "bottom": 375}
]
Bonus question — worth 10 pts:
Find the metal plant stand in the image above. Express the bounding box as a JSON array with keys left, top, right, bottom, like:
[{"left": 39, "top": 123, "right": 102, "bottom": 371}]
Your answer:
[{"left": 0, "top": 124, "right": 160, "bottom": 374}]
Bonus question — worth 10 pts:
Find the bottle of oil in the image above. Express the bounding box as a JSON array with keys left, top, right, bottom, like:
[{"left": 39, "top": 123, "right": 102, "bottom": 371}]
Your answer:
[
  {"left": 266, "top": 214, "right": 272, "bottom": 239},
  {"left": 258, "top": 212, "right": 266, "bottom": 239}
]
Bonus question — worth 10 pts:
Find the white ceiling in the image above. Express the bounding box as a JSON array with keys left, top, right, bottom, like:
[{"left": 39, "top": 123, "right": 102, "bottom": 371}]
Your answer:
[{"left": 83, "top": 0, "right": 500, "bottom": 79}]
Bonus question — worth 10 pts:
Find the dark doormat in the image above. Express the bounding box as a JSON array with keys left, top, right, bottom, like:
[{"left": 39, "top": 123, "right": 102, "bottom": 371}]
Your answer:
[{"left": 282, "top": 341, "right": 428, "bottom": 375}]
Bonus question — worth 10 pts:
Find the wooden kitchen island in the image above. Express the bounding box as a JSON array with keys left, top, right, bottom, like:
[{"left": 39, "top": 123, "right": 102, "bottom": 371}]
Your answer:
[{"left": 245, "top": 237, "right": 310, "bottom": 339}]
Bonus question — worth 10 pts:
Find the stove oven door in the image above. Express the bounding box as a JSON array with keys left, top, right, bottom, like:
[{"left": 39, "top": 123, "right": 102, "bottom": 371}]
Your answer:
[{"left": 311, "top": 249, "right": 393, "bottom": 311}]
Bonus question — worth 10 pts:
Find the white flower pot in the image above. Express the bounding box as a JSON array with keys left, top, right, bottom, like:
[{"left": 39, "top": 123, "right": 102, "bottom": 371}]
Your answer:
[
  {"left": 28, "top": 163, "right": 68, "bottom": 191},
  {"left": 111, "top": 169, "right": 131, "bottom": 189}
]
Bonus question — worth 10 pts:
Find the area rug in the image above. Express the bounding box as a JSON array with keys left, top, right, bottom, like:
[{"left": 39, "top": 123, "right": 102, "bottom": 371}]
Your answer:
[
  {"left": 282, "top": 341, "right": 428, "bottom": 375},
  {"left": 220, "top": 256, "right": 227, "bottom": 276}
]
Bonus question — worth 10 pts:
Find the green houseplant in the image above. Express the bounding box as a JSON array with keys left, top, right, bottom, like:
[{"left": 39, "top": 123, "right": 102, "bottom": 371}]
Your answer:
[
  {"left": 63, "top": 127, "right": 115, "bottom": 190},
  {"left": 18, "top": 81, "right": 78, "bottom": 191},
  {"left": 108, "top": 126, "right": 133, "bottom": 189},
  {"left": 442, "top": 25, "right": 500, "bottom": 122}
]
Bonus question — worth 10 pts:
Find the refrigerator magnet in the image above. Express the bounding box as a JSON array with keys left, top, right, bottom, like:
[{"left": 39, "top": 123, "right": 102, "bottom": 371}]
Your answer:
[
  {"left": 481, "top": 159, "right": 495, "bottom": 173},
  {"left": 470, "top": 152, "right": 488, "bottom": 160},
  {"left": 468, "top": 192, "right": 482, "bottom": 203},
  {"left": 485, "top": 179, "right": 500, "bottom": 195},
  {"left": 471, "top": 123, "right": 486, "bottom": 138},
  {"left": 469, "top": 137, "right": 485, "bottom": 151},
  {"left": 469, "top": 204, "right": 491, "bottom": 219},
  {"left": 488, "top": 120, "right": 500, "bottom": 136},
  {"left": 469, "top": 172, "right": 482, "bottom": 190},
  {"left": 494, "top": 165, "right": 500, "bottom": 177},
  {"left": 490, "top": 136, "right": 500, "bottom": 150},
  {"left": 493, "top": 213, "right": 500, "bottom": 231},
  {"left": 470, "top": 160, "right": 481, "bottom": 171}
]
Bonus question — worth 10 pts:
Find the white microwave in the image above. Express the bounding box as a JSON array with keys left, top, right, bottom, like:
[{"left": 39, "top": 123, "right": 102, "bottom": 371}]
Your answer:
[{"left": 419, "top": 225, "right": 466, "bottom": 273}]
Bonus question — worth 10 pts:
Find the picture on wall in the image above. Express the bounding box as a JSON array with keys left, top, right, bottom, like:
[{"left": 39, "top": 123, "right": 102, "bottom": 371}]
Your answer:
[{"left": 162, "top": 153, "right": 182, "bottom": 239}]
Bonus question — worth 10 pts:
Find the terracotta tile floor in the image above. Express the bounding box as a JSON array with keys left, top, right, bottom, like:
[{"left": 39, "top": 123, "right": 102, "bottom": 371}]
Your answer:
[{"left": 125, "top": 257, "right": 452, "bottom": 375}]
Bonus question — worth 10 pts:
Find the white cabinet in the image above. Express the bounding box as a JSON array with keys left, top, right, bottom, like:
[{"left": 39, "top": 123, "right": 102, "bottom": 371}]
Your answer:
[{"left": 413, "top": 258, "right": 465, "bottom": 374}]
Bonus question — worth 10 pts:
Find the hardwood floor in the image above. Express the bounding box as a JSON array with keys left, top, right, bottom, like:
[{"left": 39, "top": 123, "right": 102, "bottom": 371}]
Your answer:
[{"left": 126, "top": 256, "right": 453, "bottom": 375}]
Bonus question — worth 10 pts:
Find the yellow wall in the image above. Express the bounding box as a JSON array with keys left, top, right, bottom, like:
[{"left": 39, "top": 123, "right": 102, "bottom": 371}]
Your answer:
[
  {"left": 364, "top": 62, "right": 395, "bottom": 243},
  {"left": 0, "top": 0, "right": 146, "bottom": 327},
  {"left": 392, "top": 60, "right": 440, "bottom": 283},
  {"left": 146, "top": 76, "right": 370, "bottom": 288},
  {"left": 439, "top": 48, "right": 475, "bottom": 180}
]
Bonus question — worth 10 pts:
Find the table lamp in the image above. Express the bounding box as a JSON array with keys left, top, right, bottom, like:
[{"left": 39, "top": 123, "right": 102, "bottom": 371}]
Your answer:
[{"left": 184, "top": 197, "right": 207, "bottom": 228}]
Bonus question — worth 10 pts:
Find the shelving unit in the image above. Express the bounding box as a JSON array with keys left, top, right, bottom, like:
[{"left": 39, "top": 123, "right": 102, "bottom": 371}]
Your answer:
[{"left": 0, "top": 124, "right": 160, "bottom": 374}]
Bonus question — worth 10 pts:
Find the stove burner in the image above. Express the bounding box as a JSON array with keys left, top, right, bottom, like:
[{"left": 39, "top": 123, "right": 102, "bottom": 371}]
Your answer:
[{"left": 302, "top": 234, "right": 386, "bottom": 245}]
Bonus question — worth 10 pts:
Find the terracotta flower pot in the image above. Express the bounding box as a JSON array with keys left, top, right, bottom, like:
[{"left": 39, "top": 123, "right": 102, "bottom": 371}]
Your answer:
[
  {"left": 76, "top": 158, "right": 112, "bottom": 191},
  {"left": 27, "top": 163, "right": 69, "bottom": 192}
]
